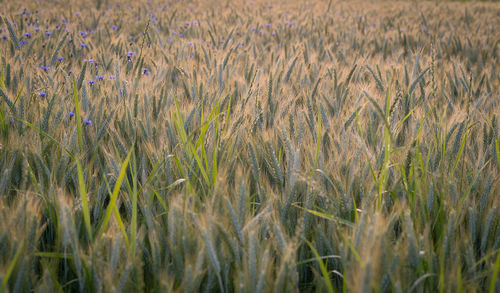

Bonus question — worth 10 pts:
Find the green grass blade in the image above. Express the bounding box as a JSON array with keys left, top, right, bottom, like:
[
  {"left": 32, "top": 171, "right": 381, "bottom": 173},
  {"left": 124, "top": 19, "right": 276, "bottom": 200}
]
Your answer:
[
  {"left": 73, "top": 81, "right": 83, "bottom": 153},
  {"left": 95, "top": 146, "right": 134, "bottom": 240},
  {"left": 303, "top": 238, "right": 334, "bottom": 293},
  {"left": 0, "top": 240, "right": 24, "bottom": 292},
  {"left": 490, "top": 249, "right": 500, "bottom": 293},
  {"left": 76, "top": 159, "right": 92, "bottom": 240}
]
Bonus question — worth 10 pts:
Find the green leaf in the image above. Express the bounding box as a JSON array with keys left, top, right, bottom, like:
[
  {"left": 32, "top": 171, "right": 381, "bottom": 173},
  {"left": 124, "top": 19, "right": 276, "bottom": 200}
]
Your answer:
[
  {"left": 95, "top": 146, "right": 134, "bottom": 240},
  {"left": 0, "top": 240, "right": 24, "bottom": 292},
  {"left": 303, "top": 238, "right": 334, "bottom": 293}
]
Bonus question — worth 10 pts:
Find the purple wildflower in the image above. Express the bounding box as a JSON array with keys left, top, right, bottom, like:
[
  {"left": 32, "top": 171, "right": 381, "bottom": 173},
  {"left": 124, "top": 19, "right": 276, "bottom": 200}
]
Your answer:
[
  {"left": 57, "top": 57, "right": 64, "bottom": 61},
  {"left": 69, "top": 112, "right": 75, "bottom": 118},
  {"left": 24, "top": 32, "right": 32, "bottom": 38},
  {"left": 40, "top": 92, "right": 47, "bottom": 98},
  {"left": 88, "top": 80, "right": 95, "bottom": 85},
  {"left": 83, "top": 119, "right": 92, "bottom": 125},
  {"left": 45, "top": 31, "right": 52, "bottom": 36}
]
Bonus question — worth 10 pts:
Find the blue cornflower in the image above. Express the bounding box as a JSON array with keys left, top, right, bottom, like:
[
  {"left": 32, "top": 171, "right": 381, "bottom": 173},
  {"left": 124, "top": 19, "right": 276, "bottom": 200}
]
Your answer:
[
  {"left": 179, "top": 33, "right": 184, "bottom": 37},
  {"left": 143, "top": 69, "right": 150, "bottom": 75},
  {"left": 80, "top": 43, "right": 86, "bottom": 47},
  {"left": 1, "top": 36, "right": 7, "bottom": 40},
  {"left": 88, "top": 80, "right": 95, "bottom": 85},
  {"left": 95, "top": 75, "right": 105, "bottom": 80},
  {"left": 83, "top": 119, "right": 92, "bottom": 125},
  {"left": 80, "top": 31, "right": 88, "bottom": 38},
  {"left": 109, "top": 75, "right": 116, "bottom": 79},
  {"left": 112, "top": 25, "right": 118, "bottom": 31},
  {"left": 34, "top": 27, "right": 40, "bottom": 32},
  {"left": 57, "top": 57, "right": 64, "bottom": 61},
  {"left": 40, "top": 92, "right": 47, "bottom": 98},
  {"left": 69, "top": 112, "right": 75, "bottom": 118},
  {"left": 41, "top": 65, "right": 51, "bottom": 71},
  {"left": 127, "top": 51, "right": 135, "bottom": 56},
  {"left": 24, "top": 32, "right": 32, "bottom": 38},
  {"left": 45, "top": 31, "right": 52, "bottom": 36}
]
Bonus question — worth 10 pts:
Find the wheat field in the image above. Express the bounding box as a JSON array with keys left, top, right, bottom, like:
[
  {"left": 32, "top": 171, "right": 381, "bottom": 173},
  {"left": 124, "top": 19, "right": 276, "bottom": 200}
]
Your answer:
[{"left": 0, "top": 0, "right": 499, "bottom": 291}]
